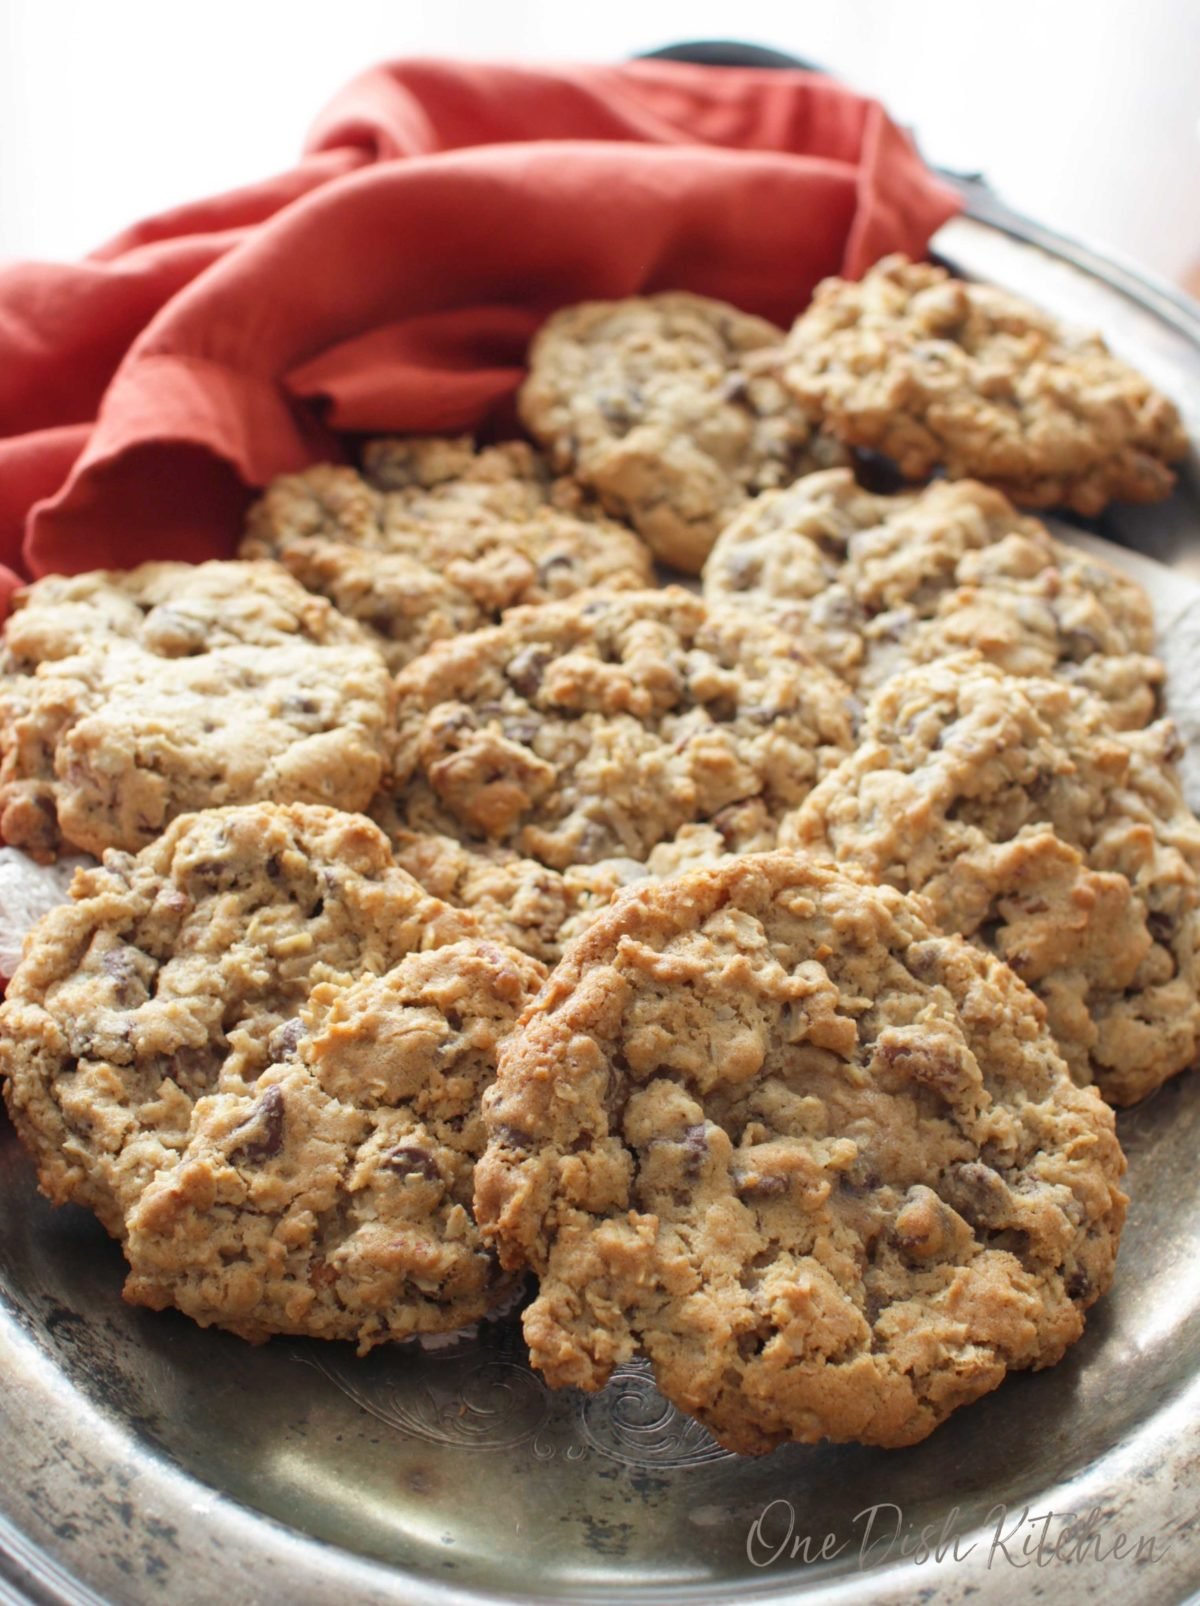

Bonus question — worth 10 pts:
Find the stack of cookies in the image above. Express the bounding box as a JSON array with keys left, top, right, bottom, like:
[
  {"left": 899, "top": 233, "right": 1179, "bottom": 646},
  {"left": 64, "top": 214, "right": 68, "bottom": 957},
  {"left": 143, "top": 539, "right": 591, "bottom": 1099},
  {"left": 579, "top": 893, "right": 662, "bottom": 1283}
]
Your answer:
[{"left": 1, "top": 254, "right": 1192, "bottom": 1454}]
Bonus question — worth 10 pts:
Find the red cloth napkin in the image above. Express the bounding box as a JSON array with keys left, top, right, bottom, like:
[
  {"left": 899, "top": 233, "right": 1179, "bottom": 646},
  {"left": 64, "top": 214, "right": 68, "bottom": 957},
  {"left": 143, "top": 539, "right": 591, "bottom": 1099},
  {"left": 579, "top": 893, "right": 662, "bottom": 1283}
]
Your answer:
[{"left": 0, "top": 59, "right": 961, "bottom": 607}]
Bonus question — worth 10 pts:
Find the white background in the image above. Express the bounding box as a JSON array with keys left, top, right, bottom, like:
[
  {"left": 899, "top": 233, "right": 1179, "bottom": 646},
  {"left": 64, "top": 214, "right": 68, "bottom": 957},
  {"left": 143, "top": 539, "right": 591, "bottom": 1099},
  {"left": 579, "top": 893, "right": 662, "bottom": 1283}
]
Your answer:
[{"left": 1, "top": 0, "right": 1199, "bottom": 286}]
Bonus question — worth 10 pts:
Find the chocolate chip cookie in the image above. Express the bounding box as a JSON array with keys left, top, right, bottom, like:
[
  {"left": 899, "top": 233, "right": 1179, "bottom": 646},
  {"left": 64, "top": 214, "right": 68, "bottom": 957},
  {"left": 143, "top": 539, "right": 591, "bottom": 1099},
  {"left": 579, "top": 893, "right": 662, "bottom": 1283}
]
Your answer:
[
  {"left": 518, "top": 293, "right": 845, "bottom": 573},
  {"left": 385, "top": 588, "right": 855, "bottom": 873},
  {"left": 780, "top": 255, "right": 1187, "bottom": 514},
  {"left": 0, "top": 803, "right": 475, "bottom": 1238},
  {"left": 241, "top": 436, "right": 654, "bottom": 670},
  {"left": 785, "top": 653, "right": 1200, "bottom": 1104},
  {"left": 703, "top": 469, "right": 1163, "bottom": 729},
  {"left": 0, "top": 561, "right": 394, "bottom": 859},
  {"left": 122, "top": 938, "right": 545, "bottom": 1347},
  {"left": 474, "top": 853, "right": 1126, "bottom": 1453}
]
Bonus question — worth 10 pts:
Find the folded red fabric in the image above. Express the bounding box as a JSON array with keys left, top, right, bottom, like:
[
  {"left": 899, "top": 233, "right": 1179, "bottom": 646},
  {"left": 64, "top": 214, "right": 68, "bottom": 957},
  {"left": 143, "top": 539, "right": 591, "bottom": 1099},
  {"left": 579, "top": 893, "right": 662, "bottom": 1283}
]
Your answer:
[{"left": 0, "top": 58, "right": 961, "bottom": 600}]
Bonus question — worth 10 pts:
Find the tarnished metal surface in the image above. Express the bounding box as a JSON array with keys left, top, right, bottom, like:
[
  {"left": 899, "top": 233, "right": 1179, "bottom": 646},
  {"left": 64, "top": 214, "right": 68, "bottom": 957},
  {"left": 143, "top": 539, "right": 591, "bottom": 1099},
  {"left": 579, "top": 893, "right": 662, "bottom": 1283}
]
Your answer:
[{"left": 1, "top": 199, "right": 1199, "bottom": 1605}]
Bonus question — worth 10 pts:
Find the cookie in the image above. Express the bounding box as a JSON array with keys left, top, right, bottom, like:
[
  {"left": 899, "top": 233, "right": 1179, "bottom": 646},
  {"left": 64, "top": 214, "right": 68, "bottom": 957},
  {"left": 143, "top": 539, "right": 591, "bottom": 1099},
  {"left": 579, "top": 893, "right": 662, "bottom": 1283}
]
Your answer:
[
  {"left": 518, "top": 293, "right": 845, "bottom": 573},
  {"left": 780, "top": 255, "right": 1187, "bottom": 514},
  {"left": 1, "top": 558, "right": 369, "bottom": 663},
  {"left": 0, "top": 803, "right": 475, "bottom": 1238},
  {"left": 474, "top": 853, "right": 1126, "bottom": 1453},
  {"left": 241, "top": 436, "right": 654, "bottom": 670},
  {"left": 784, "top": 653, "right": 1200, "bottom": 1104},
  {"left": 703, "top": 469, "right": 1163, "bottom": 729},
  {"left": 0, "top": 561, "right": 394, "bottom": 859},
  {"left": 385, "top": 588, "right": 855, "bottom": 873},
  {"left": 121, "top": 938, "right": 545, "bottom": 1348}
]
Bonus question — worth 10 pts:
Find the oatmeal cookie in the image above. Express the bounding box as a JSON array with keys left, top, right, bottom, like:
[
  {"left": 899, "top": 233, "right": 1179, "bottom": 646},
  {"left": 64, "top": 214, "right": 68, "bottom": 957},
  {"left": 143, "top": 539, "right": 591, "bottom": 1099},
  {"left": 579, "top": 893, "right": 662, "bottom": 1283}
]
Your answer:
[
  {"left": 1, "top": 559, "right": 368, "bottom": 664},
  {"left": 0, "top": 804, "right": 476, "bottom": 1238},
  {"left": 474, "top": 853, "right": 1126, "bottom": 1453},
  {"left": 0, "top": 561, "right": 393, "bottom": 859},
  {"left": 241, "top": 437, "right": 653, "bottom": 670},
  {"left": 785, "top": 653, "right": 1200, "bottom": 1104},
  {"left": 703, "top": 470, "right": 1163, "bottom": 729},
  {"left": 780, "top": 255, "right": 1187, "bottom": 514},
  {"left": 385, "top": 588, "right": 855, "bottom": 873},
  {"left": 518, "top": 293, "right": 845, "bottom": 573},
  {"left": 121, "top": 939, "right": 545, "bottom": 1347}
]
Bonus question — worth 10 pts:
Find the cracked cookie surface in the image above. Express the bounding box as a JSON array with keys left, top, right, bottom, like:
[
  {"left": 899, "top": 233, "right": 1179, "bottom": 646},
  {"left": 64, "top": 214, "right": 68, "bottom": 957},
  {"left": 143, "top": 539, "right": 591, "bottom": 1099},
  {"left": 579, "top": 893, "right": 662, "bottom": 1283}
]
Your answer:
[
  {"left": 474, "top": 853, "right": 1126, "bottom": 1453},
  {"left": 0, "top": 561, "right": 393, "bottom": 859},
  {"left": 0, "top": 804, "right": 476, "bottom": 1239},
  {"left": 377, "top": 815, "right": 650, "bottom": 967},
  {"left": 242, "top": 436, "right": 653, "bottom": 670},
  {"left": 121, "top": 938, "right": 545, "bottom": 1347},
  {"left": 781, "top": 256, "right": 1187, "bottom": 514},
  {"left": 519, "top": 293, "right": 845, "bottom": 573},
  {"left": 785, "top": 653, "right": 1200, "bottom": 1104},
  {"left": 703, "top": 470, "right": 1162, "bottom": 729},
  {"left": 385, "top": 588, "right": 855, "bottom": 874}
]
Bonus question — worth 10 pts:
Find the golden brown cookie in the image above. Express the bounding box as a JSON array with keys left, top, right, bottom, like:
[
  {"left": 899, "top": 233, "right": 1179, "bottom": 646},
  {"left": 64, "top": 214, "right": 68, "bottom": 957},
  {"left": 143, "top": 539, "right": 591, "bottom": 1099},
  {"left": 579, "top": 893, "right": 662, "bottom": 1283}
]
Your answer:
[
  {"left": 241, "top": 436, "right": 653, "bottom": 670},
  {"left": 519, "top": 293, "right": 845, "bottom": 572},
  {"left": 784, "top": 653, "right": 1200, "bottom": 1104},
  {"left": 122, "top": 939, "right": 545, "bottom": 1348},
  {"left": 702, "top": 469, "right": 1163, "bottom": 729},
  {"left": 0, "top": 804, "right": 475, "bottom": 1238},
  {"left": 475, "top": 853, "right": 1126, "bottom": 1453},
  {"left": 781, "top": 255, "right": 1187, "bottom": 513},
  {"left": 384, "top": 588, "right": 855, "bottom": 873},
  {"left": 0, "top": 561, "right": 393, "bottom": 860}
]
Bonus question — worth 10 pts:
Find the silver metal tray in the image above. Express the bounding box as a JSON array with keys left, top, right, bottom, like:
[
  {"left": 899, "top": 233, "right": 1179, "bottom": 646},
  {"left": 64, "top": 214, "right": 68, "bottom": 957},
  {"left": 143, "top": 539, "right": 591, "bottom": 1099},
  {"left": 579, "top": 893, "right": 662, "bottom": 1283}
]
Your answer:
[{"left": 2, "top": 194, "right": 1199, "bottom": 1606}]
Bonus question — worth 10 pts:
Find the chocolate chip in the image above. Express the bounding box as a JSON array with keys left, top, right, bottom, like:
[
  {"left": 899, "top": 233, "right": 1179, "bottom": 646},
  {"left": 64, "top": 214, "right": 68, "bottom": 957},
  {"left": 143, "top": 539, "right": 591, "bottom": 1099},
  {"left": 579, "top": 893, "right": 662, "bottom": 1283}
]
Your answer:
[
  {"left": 681, "top": 1124, "right": 708, "bottom": 1159},
  {"left": 1056, "top": 621, "right": 1102, "bottom": 660},
  {"left": 433, "top": 708, "right": 477, "bottom": 740},
  {"left": 169, "top": 1044, "right": 221, "bottom": 1091},
  {"left": 1161, "top": 727, "right": 1185, "bottom": 766},
  {"left": 268, "top": 1017, "right": 305, "bottom": 1062},
  {"left": 654, "top": 1123, "right": 712, "bottom": 1176},
  {"left": 188, "top": 859, "right": 228, "bottom": 883},
  {"left": 734, "top": 1171, "right": 787, "bottom": 1198},
  {"left": 946, "top": 1160, "right": 1010, "bottom": 1226},
  {"left": 720, "top": 551, "right": 757, "bottom": 592},
  {"left": 536, "top": 553, "right": 578, "bottom": 587},
  {"left": 385, "top": 1144, "right": 440, "bottom": 1181},
  {"left": 1066, "top": 1268, "right": 1091, "bottom": 1300},
  {"left": 101, "top": 946, "right": 141, "bottom": 1001},
  {"left": 495, "top": 1124, "right": 534, "bottom": 1151},
  {"left": 507, "top": 646, "right": 551, "bottom": 700},
  {"left": 1148, "top": 911, "right": 1174, "bottom": 945},
  {"left": 596, "top": 387, "right": 642, "bottom": 431},
  {"left": 231, "top": 1085, "right": 285, "bottom": 1163}
]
